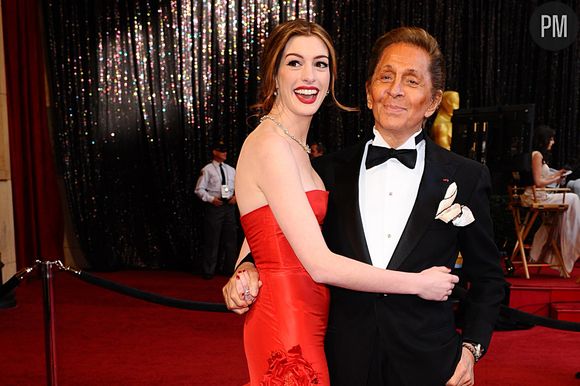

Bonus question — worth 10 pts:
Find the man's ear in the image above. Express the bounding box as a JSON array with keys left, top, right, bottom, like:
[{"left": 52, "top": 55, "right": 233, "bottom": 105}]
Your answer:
[
  {"left": 366, "top": 82, "right": 373, "bottom": 109},
  {"left": 425, "top": 90, "right": 443, "bottom": 118}
]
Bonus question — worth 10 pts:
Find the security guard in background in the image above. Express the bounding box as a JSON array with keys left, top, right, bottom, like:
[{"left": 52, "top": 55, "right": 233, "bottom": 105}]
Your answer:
[{"left": 195, "top": 140, "right": 237, "bottom": 279}]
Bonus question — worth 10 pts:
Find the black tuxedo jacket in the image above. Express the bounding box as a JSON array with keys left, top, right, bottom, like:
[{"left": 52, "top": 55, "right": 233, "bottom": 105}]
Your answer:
[{"left": 314, "top": 136, "right": 505, "bottom": 386}]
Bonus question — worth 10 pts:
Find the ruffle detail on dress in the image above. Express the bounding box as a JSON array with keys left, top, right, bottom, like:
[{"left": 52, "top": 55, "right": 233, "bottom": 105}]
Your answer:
[{"left": 260, "top": 345, "right": 319, "bottom": 385}]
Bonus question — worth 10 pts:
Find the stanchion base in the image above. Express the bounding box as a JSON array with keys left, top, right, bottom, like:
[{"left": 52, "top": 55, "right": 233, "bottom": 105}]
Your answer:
[{"left": 0, "top": 289, "right": 17, "bottom": 308}]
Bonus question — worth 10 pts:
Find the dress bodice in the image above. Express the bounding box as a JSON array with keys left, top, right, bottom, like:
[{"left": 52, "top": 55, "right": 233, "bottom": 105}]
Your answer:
[
  {"left": 540, "top": 163, "right": 551, "bottom": 178},
  {"left": 240, "top": 190, "right": 329, "bottom": 271}
]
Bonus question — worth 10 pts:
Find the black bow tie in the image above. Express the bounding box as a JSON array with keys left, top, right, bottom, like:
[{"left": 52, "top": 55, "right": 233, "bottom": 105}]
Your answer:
[{"left": 365, "top": 132, "right": 424, "bottom": 170}]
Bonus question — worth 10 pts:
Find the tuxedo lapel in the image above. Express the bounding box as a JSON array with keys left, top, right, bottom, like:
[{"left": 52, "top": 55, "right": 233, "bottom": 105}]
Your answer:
[
  {"left": 387, "top": 138, "right": 458, "bottom": 270},
  {"left": 333, "top": 144, "right": 372, "bottom": 265}
]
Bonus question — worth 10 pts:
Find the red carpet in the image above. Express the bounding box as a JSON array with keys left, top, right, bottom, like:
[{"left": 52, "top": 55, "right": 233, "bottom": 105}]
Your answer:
[
  {"left": 506, "top": 264, "right": 580, "bottom": 322},
  {"left": 0, "top": 271, "right": 247, "bottom": 386},
  {"left": 0, "top": 270, "right": 579, "bottom": 385}
]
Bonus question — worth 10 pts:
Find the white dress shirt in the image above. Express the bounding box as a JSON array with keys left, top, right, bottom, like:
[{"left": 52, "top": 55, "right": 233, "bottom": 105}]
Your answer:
[
  {"left": 195, "top": 160, "right": 236, "bottom": 202},
  {"left": 359, "top": 128, "right": 426, "bottom": 269}
]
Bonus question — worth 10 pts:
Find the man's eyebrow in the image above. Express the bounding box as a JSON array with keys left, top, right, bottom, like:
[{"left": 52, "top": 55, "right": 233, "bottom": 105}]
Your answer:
[{"left": 377, "top": 65, "right": 422, "bottom": 76}]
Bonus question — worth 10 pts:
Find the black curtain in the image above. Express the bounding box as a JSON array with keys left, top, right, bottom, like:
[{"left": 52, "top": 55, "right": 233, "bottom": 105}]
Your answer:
[
  {"left": 43, "top": 0, "right": 316, "bottom": 269},
  {"left": 315, "top": 0, "right": 579, "bottom": 161},
  {"left": 44, "top": 0, "right": 579, "bottom": 269}
]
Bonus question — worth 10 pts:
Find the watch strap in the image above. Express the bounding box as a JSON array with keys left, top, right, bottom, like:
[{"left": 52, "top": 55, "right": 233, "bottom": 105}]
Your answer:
[{"left": 462, "top": 342, "right": 484, "bottom": 363}]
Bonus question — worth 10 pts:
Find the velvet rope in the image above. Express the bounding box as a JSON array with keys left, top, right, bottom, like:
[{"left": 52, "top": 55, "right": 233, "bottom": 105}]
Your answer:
[
  {"left": 0, "top": 266, "right": 36, "bottom": 298},
  {"left": 0, "top": 276, "right": 23, "bottom": 299},
  {"left": 452, "top": 286, "right": 580, "bottom": 332},
  {"left": 499, "top": 306, "right": 580, "bottom": 332},
  {"left": 69, "top": 270, "right": 228, "bottom": 313},
  {"left": 1, "top": 263, "right": 579, "bottom": 330}
]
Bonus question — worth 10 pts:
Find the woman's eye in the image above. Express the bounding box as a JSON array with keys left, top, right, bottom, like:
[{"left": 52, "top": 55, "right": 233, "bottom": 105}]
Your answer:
[
  {"left": 287, "top": 60, "right": 301, "bottom": 67},
  {"left": 315, "top": 61, "right": 329, "bottom": 68}
]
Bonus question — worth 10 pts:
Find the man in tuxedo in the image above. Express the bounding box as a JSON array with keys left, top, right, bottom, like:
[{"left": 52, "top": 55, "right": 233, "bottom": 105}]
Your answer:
[{"left": 225, "top": 27, "right": 505, "bottom": 386}]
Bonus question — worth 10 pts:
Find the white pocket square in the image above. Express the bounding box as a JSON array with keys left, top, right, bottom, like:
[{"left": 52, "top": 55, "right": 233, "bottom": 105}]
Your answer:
[{"left": 435, "top": 182, "right": 475, "bottom": 227}]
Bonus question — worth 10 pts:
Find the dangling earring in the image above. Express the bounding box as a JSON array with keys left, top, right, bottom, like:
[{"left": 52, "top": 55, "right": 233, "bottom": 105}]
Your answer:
[
  {"left": 274, "top": 89, "right": 278, "bottom": 96},
  {"left": 326, "top": 91, "right": 329, "bottom": 96}
]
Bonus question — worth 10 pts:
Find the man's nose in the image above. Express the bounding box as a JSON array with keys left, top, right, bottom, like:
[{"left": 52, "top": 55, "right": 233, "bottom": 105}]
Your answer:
[{"left": 387, "top": 78, "right": 404, "bottom": 97}]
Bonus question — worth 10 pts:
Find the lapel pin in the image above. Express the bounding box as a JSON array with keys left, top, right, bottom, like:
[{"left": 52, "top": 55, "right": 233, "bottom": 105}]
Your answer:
[{"left": 442, "top": 178, "right": 449, "bottom": 182}]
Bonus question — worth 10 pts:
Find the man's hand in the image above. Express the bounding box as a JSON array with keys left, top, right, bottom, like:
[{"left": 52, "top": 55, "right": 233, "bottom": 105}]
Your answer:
[
  {"left": 211, "top": 197, "right": 224, "bottom": 206},
  {"left": 445, "top": 347, "right": 475, "bottom": 386},
  {"left": 228, "top": 195, "right": 237, "bottom": 205},
  {"left": 222, "top": 262, "right": 262, "bottom": 315}
]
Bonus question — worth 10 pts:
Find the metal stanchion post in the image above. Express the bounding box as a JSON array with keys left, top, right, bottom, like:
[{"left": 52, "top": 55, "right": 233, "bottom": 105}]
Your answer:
[{"left": 40, "top": 261, "right": 58, "bottom": 386}]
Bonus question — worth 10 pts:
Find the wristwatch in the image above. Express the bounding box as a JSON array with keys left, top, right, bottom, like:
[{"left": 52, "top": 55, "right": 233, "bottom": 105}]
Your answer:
[{"left": 462, "top": 342, "right": 484, "bottom": 363}]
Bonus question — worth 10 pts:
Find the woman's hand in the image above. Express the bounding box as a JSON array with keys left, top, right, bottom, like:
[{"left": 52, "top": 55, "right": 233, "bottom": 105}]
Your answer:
[
  {"left": 549, "top": 169, "right": 568, "bottom": 185},
  {"left": 222, "top": 263, "right": 262, "bottom": 314},
  {"left": 416, "top": 267, "right": 459, "bottom": 301}
]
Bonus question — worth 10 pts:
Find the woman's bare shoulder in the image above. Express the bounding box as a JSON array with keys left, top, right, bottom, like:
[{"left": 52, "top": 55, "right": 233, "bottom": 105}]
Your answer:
[{"left": 242, "top": 125, "right": 292, "bottom": 160}]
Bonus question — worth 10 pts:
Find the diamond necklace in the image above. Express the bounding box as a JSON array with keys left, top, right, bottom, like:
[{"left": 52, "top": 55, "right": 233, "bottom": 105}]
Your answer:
[{"left": 261, "top": 114, "right": 311, "bottom": 154}]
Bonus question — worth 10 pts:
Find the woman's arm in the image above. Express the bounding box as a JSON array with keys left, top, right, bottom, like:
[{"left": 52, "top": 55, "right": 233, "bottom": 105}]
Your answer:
[
  {"left": 255, "top": 138, "right": 457, "bottom": 299},
  {"left": 234, "top": 238, "right": 250, "bottom": 268},
  {"left": 531, "top": 151, "right": 565, "bottom": 187}
]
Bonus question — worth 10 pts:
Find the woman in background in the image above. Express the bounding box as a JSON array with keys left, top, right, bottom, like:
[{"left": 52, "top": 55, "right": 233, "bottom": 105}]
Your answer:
[{"left": 527, "top": 125, "right": 580, "bottom": 275}]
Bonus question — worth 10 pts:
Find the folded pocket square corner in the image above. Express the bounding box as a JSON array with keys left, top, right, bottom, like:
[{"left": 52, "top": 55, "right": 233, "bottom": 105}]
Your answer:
[
  {"left": 434, "top": 182, "right": 475, "bottom": 227},
  {"left": 451, "top": 205, "right": 475, "bottom": 227}
]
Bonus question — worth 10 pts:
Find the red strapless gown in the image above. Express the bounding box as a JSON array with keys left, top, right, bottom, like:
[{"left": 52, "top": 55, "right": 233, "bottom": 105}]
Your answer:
[{"left": 240, "top": 190, "right": 330, "bottom": 386}]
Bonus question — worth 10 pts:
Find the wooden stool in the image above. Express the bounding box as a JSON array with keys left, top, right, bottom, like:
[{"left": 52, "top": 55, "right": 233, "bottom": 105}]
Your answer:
[{"left": 508, "top": 186, "right": 570, "bottom": 279}]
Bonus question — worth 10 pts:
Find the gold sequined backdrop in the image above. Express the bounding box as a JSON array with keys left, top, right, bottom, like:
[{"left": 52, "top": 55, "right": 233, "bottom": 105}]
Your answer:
[{"left": 43, "top": 0, "right": 579, "bottom": 269}]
